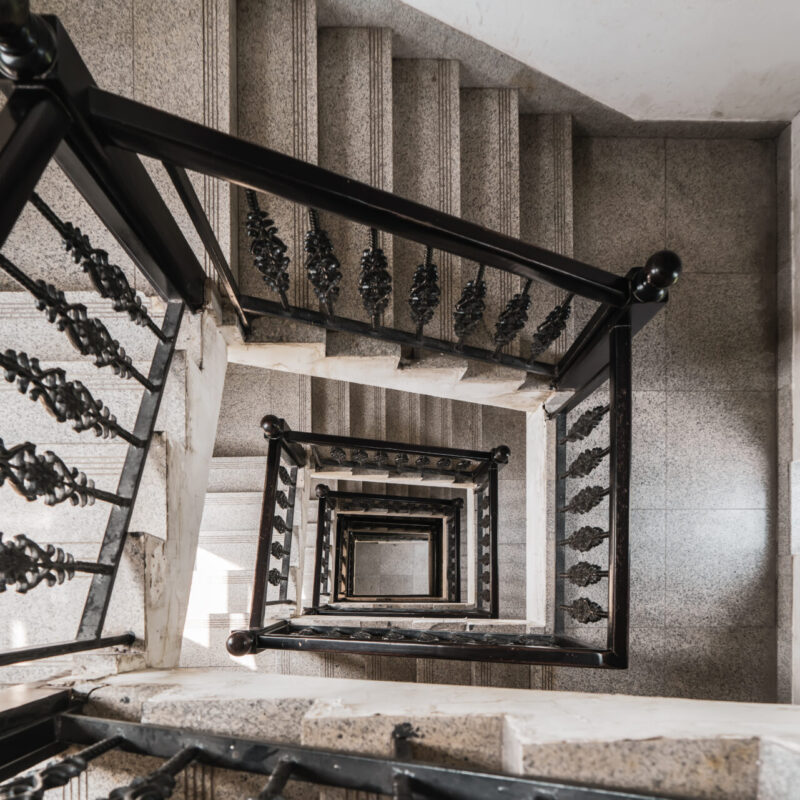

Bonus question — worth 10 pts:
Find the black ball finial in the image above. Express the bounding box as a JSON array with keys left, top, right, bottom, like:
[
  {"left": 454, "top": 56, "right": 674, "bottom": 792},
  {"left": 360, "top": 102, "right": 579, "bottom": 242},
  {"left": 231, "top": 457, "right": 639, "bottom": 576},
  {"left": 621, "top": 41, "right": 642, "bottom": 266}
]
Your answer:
[
  {"left": 633, "top": 250, "right": 682, "bottom": 302},
  {"left": 226, "top": 630, "right": 256, "bottom": 657},
  {"left": 261, "top": 415, "right": 285, "bottom": 439},
  {"left": 0, "top": 9, "right": 57, "bottom": 80},
  {"left": 315, "top": 484, "right": 330, "bottom": 499},
  {"left": 491, "top": 445, "right": 511, "bottom": 465},
  {"left": 453, "top": 497, "right": 465, "bottom": 509}
]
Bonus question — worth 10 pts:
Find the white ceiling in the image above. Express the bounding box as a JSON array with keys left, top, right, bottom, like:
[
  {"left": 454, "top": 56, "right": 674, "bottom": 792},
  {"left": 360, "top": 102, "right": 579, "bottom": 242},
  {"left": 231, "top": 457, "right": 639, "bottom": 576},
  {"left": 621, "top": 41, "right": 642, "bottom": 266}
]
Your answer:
[{"left": 401, "top": 0, "right": 800, "bottom": 122}]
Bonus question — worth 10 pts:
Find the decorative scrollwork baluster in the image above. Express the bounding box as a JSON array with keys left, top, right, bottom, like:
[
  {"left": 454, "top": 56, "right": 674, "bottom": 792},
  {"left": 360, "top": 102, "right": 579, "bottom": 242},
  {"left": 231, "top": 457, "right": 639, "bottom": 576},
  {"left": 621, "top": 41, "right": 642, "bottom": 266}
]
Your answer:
[
  {"left": 1, "top": 349, "right": 144, "bottom": 447},
  {"left": 408, "top": 247, "right": 440, "bottom": 339},
  {"left": 559, "top": 526, "right": 609, "bottom": 552},
  {"left": 245, "top": 189, "right": 290, "bottom": 310},
  {"left": 560, "top": 485, "right": 610, "bottom": 514},
  {"left": 0, "top": 254, "right": 154, "bottom": 390},
  {"left": 0, "top": 532, "right": 111, "bottom": 594},
  {"left": 528, "top": 293, "right": 574, "bottom": 362},
  {"left": 493, "top": 279, "right": 532, "bottom": 356},
  {"left": 560, "top": 561, "right": 608, "bottom": 587},
  {"left": 0, "top": 439, "right": 129, "bottom": 507},
  {"left": 278, "top": 465, "right": 294, "bottom": 486},
  {"left": 106, "top": 746, "right": 199, "bottom": 800},
  {"left": 561, "top": 597, "right": 608, "bottom": 624},
  {"left": 330, "top": 446, "right": 346, "bottom": 465},
  {"left": 359, "top": 228, "right": 392, "bottom": 328},
  {"left": 304, "top": 209, "right": 341, "bottom": 316},
  {"left": 270, "top": 541, "right": 286, "bottom": 559},
  {"left": 352, "top": 448, "right": 369, "bottom": 466},
  {"left": 268, "top": 568, "right": 287, "bottom": 586},
  {"left": 30, "top": 193, "right": 166, "bottom": 341},
  {"left": 273, "top": 515, "right": 289, "bottom": 534},
  {"left": 453, "top": 264, "right": 486, "bottom": 346},
  {"left": 561, "top": 446, "right": 611, "bottom": 479},
  {"left": 275, "top": 490, "right": 290, "bottom": 509},
  {"left": 0, "top": 736, "right": 123, "bottom": 800},
  {"left": 560, "top": 405, "right": 610, "bottom": 443}
]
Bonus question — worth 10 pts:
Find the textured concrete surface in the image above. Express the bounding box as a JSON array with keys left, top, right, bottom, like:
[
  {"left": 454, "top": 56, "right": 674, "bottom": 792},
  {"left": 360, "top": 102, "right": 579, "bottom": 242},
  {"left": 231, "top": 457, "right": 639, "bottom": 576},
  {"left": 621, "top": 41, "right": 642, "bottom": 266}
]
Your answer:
[{"left": 559, "top": 134, "right": 779, "bottom": 703}]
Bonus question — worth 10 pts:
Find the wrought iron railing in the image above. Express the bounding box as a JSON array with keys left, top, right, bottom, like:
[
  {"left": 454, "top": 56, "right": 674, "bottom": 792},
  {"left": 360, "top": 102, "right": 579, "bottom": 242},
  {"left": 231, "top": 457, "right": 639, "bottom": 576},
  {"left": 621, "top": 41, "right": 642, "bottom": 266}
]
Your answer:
[
  {"left": 247, "top": 418, "right": 504, "bottom": 629},
  {"left": 0, "top": 3, "right": 681, "bottom": 673},
  {"left": 312, "top": 487, "right": 463, "bottom": 615},
  {"left": 0, "top": 188, "right": 184, "bottom": 668},
  {"left": 0, "top": 687, "right": 668, "bottom": 799}
]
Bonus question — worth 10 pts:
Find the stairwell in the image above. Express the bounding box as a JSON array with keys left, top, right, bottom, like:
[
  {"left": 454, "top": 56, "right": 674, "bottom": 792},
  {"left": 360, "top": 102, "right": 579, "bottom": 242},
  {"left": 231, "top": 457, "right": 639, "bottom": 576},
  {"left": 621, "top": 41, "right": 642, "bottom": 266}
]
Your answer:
[{"left": 1, "top": 0, "right": 780, "bottom": 704}]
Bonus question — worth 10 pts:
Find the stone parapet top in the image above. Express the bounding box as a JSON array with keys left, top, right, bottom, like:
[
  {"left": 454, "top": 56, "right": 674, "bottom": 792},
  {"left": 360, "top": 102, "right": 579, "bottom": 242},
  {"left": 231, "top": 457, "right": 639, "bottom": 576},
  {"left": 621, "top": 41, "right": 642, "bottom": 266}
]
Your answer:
[{"left": 67, "top": 667, "right": 800, "bottom": 745}]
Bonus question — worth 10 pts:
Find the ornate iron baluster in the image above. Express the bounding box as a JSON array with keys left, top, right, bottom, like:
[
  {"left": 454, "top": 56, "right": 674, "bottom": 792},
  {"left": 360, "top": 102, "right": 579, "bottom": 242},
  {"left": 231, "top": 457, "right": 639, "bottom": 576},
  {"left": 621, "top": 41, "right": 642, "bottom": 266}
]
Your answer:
[
  {"left": 245, "top": 189, "right": 290, "bottom": 310},
  {"left": 560, "top": 446, "right": 611, "bottom": 479},
  {"left": 0, "top": 438, "right": 129, "bottom": 506},
  {"left": 453, "top": 264, "right": 486, "bottom": 346},
  {"left": 561, "top": 597, "right": 608, "bottom": 624},
  {"left": 275, "top": 490, "right": 290, "bottom": 509},
  {"left": 30, "top": 192, "right": 166, "bottom": 341},
  {"left": 492, "top": 279, "right": 532, "bottom": 356},
  {"left": 278, "top": 465, "right": 294, "bottom": 486},
  {"left": 560, "top": 561, "right": 608, "bottom": 587},
  {"left": 330, "top": 446, "right": 346, "bottom": 465},
  {"left": 267, "top": 568, "right": 287, "bottom": 587},
  {"left": 359, "top": 228, "right": 392, "bottom": 328},
  {"left": 559, "top": 525, "right": 609, "bottom": 552},
  {"left": 0, "top": 532, "right": 111, "bottom": 594},
  {"left": 270, "top": 541, "right": 287, "bottom": 559},
  {"left": 304, "top": 209, "right": 341, "bottom": 316},
  {"left": 1, "top": 349, "right": 144, "bottom": 447},
  {"left": 105, "top": 746, "right": 198, "bottom": 800},
  {"left": 352, "top": 448, "right": 369, "bottom": 467},
  {"left": 273, "top": 515, "right": 289, "bottom": 534},
  {"left": 560, "top": 404, "right": 610, "bottom": 443},
  {"left": 560, "top": 485, "right": 610, "bottom": 514},
  {"left": 408, "top": 246, "right": 440, "bottom": 339},
  {"left": 0, "top": 736, "right": 123, "bottom": 800},
  {"left": 0, "top": 254, "right": 155, "bottom": 390},
  {"left": 528, "top": 292, "right": 574, "bottom": 361},
  {"left": 250, "top": 757, "right": 296, "bottom": 800}
]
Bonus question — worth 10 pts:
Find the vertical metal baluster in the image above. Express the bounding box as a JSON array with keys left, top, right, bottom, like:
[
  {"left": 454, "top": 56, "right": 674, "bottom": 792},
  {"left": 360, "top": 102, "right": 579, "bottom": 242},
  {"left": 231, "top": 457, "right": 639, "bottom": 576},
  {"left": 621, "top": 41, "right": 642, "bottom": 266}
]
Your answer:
[
  {"left": 492, "top": 278, "right": 532, "bottom": 357},
  {"left": 408, "top": 246, "right": 440, "bottom": 340},
  {"left": 278, "top": 465, "right": 298, "bottom": 602},
  {"left": 304, "top": 209, "right": 341, "bottom": 317},
  {"left": 453, "top": 264, "right": 487, "bottom": 348},
  {"left": 250, "top": 757, "right": 294, "bottom": 800},
  {"left": 359, "top": 227, "right": 392, "bottom": 329},
  {"left": 244, "top": 189, "right": 290, "bottom": 311}
]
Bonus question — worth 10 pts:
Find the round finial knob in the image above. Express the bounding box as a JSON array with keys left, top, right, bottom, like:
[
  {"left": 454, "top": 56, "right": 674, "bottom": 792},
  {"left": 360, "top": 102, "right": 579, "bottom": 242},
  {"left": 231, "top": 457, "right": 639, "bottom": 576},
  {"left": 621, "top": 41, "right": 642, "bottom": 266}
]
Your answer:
[
  {"left": 315, "top": 484, "right": 330, "bottom": 499},
  {"left": 261, "top": 415, "right": 285, "bottom": 439},
  {"left": 226, "top": 630, "right": 255, "bottom": 657},
  {"left": 633, "top": 250, "right": 682, "bottom": 302},
  {"left": 0, "top": 12, "right": 57, "bottom": 80},
  {"left": 453, "top": 497, "right": 465, "bottom": 509},
  {"left": 491, "top": 445, "right": 511, "bottom": 464}
]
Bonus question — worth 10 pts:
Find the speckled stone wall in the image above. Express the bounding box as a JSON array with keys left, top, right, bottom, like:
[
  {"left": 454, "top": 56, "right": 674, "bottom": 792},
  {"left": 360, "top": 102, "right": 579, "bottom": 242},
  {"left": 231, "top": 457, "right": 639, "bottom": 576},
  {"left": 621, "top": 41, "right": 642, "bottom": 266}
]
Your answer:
[{"left": 552, "top": 136, "right": 778, "bottom": 702}]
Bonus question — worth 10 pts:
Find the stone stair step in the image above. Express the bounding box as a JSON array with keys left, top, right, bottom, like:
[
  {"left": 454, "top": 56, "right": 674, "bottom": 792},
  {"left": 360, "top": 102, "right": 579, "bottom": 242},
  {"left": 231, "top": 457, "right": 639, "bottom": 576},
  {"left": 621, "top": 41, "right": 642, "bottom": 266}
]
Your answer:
[
  {"left": 0, "top": 292, "right": 167, "bottom": 363},
  {"left": 207, "top": 456, "right": 268, "bottom": 493},
  {"left": 0, "top": 534, "right": 152, "bottom": 685}
]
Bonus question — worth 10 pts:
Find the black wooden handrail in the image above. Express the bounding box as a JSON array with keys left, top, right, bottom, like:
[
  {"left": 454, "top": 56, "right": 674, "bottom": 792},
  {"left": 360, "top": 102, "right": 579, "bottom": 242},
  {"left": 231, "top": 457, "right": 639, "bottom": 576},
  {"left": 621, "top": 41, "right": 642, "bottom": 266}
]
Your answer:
[{"left": 83, "top": 87, "right": 630, "bottom": 307}]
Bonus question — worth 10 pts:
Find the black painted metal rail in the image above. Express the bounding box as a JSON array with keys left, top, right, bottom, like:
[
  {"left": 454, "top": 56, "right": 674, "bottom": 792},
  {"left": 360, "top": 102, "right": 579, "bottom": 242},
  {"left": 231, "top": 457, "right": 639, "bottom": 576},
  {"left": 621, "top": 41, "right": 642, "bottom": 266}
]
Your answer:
[{"left": 0, "top": 699, "right": 671, "bottom": 800}]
